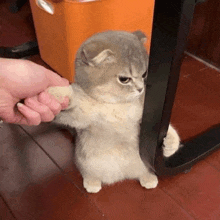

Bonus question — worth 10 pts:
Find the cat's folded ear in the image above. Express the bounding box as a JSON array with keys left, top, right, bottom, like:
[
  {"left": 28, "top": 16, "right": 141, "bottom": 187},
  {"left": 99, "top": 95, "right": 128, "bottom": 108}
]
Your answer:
[
  {"left": 81, "top": 42, "right": 115, "bottom": 66},
  {"left": 132, "top": 30, "right": 147, "bottom": 44}
]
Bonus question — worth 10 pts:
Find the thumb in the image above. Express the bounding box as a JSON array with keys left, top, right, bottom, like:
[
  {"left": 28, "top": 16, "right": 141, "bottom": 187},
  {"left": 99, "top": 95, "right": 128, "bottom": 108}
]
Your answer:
[{"left": 45, "top": 70, "right": 70, "bottom": 87}]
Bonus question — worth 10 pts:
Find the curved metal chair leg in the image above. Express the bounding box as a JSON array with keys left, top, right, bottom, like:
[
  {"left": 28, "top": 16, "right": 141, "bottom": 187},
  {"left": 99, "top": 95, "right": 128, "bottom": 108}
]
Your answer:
[{"left": 0, "top": 40, "right": 39, "bottom": 59}]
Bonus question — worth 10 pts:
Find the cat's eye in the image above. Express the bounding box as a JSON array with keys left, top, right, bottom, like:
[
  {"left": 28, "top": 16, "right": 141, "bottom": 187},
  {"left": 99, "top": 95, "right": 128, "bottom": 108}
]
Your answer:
[
  {"left": 142, "top": 71, "right": 148, "bottom": 78},
  {"left": 118, "top": 76, "right": 131, "bottom": 84}
]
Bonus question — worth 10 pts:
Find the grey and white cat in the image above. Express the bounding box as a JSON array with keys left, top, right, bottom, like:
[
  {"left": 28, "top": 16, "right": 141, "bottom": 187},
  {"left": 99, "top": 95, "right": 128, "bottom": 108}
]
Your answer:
[{"left": 48, "top": 31, "right": 180, "bottom": 193}]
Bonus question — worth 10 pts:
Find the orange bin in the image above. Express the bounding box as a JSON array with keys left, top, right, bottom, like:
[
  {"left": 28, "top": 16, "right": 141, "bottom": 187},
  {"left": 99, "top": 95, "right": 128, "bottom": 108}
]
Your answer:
[{"left": 30, "top": 0, "right": 155, "bottom": 82}]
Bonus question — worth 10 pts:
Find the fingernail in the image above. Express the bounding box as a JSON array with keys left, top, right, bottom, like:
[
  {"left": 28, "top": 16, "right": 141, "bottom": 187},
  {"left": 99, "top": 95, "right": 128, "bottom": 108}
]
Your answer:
[
  {"left": 62, "top": 96, "right": 70, "bottom": 109},
  {"left": 63, "top": 96, "right": 69, "bottom": 103},
  {"left": 17, "top": 103, "right": 24, "bottom": 107},
  {"left": 63, "top": 96, "right": 70, "bottom": 105}
]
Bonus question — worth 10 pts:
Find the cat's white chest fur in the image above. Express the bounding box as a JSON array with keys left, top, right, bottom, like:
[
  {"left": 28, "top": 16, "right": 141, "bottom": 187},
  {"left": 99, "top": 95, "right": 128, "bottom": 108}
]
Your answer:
[
  {"left": 92, "top": 101, "right": 142, "bottom": 124},
  {"left": 66, "top": 84, "right": 143, "bottom": 128}
]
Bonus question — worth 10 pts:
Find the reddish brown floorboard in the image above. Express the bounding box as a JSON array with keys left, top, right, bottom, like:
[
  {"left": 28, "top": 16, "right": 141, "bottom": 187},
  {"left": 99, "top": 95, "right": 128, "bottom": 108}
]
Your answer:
[
  {"left": 0, "top": 196, "right": 15, "bottom": 220},
  {"left": 1, "top": 1, "right": 220, "bottom": 220}
]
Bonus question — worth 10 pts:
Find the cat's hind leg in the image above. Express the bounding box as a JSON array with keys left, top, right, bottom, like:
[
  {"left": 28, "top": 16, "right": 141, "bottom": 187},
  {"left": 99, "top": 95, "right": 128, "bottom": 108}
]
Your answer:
[
  {"left": 139, "top": 172, "right": 158, "bottom": 189},
  {"left": 83, "top": 176, "right": 102, "bottom": 193},
  {"left": 127, "top": 156, "right": 158, "bottom": 189}
]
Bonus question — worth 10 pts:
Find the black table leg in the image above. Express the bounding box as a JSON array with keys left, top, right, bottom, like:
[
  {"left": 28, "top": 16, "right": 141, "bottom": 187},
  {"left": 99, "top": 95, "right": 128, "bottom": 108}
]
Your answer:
[
  {"left": 139, "top": 0, "right": 220, "bottom": 176},
  {"left": 10, "top": 0, "right": 27, "bottom": 13}
]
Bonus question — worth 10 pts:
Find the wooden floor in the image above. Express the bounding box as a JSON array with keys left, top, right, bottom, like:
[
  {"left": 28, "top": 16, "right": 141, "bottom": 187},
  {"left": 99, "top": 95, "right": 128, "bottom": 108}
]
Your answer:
[{"left": 1, "top": 1, "right": 220, "bottom": 219}]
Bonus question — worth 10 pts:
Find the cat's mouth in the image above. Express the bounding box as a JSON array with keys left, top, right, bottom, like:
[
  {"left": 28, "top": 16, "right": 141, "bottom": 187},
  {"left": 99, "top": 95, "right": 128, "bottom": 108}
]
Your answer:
[{"left": 130, "top": 89, "right": 144, "bottom": 98}]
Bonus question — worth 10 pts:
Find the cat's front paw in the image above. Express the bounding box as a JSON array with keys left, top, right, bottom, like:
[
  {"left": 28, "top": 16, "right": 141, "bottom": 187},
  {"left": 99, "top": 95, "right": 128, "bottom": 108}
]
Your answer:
[
  {"left": 140, "top": 173, "right": 158, "bottom": 189},
  {"left": 47, "top": 86, "right": 73, "bottom": 104},
  {"left": 163, "top": 125, "right": 180, "bottom": 157},
  {"left": 83, "top": 178, "right": 102, "bottom": 193}
]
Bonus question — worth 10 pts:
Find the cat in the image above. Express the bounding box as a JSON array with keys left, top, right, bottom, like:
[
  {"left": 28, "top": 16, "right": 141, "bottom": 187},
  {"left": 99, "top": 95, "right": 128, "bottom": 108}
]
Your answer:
[{"left": 47, "top": 30, "right": 180, "bottom": 193}]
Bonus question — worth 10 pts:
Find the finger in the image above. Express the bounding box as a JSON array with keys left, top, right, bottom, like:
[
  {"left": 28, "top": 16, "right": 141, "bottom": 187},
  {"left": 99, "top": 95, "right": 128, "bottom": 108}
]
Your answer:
[
  {"left": 45, "top": 86, "right": 70, "bottom": 109},
  {"left": 17, "top": 103, "right": 41, "bottom": 125},
  {"left": 38, "top": 92, "right": 63, "bottom": 115},
  {"left": 60, "top": 96, "right": 69, "bottom": 110},
  {"left": 24, "top": 96, "right": 56, "bottom": 122}
]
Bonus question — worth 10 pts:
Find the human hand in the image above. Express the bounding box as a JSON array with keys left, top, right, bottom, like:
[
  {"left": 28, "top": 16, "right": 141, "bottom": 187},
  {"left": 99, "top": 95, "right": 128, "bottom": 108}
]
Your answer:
[{"left": 0, "top": 58, "right": 70, "bottom": 125}]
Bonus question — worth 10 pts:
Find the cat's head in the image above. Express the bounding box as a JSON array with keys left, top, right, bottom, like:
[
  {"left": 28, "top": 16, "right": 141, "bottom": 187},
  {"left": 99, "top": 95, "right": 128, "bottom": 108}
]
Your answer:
[{"left": 75, "top": 30, "right": 148, "bottom": 103}]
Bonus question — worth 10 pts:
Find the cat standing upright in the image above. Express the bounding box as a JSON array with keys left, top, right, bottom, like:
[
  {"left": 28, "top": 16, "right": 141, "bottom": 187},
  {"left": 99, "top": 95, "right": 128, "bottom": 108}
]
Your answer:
[{"left": 48, "top": 31, "right": 180, "bottom": 193}]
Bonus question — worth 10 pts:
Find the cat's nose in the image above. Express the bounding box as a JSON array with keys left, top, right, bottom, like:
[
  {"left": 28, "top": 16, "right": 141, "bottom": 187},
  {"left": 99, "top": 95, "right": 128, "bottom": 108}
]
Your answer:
[{"left": 138, "top": 88, "right": 143, "bottom": 93}]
